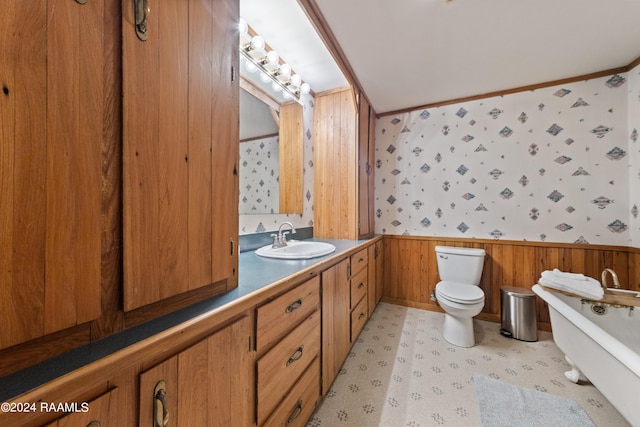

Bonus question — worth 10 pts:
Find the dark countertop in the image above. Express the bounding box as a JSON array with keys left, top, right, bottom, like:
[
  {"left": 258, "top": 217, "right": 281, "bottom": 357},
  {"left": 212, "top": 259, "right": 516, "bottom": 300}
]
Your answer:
[{"left": 0, "top": 237, "right": 373, "bottom": 401}]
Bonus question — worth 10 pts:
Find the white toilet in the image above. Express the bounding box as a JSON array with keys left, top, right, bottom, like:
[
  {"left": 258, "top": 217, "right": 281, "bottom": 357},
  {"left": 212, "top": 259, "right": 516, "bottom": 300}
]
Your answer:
[{"left": 434, "top": 245, "right": 486, "bottom": 347}]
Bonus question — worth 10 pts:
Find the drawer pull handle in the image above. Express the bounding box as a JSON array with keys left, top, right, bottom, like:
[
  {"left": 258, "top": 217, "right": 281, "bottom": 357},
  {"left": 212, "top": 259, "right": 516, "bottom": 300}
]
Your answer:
[
  {"left": 358, "top": 312, "right": 366, "bottom": 320},
  {"left": 286, "top": 345, "right": 304, "bottom": 366},
  {"left": 285, "top": 299, "right": 303, "bottom": 313},
  {"left": 357, "top": 257, "right": 364, "bottom": 263},
  {"left": 357, "top": 282, "right": 365, "bottom": 289},
  {"left": 87, "top": 422, "right": 101, "bottom": 427},
  {"left": 154, "top": 381, "right": 170, "bottom": 427},
  {"left": 286, "top": 400, "right": 303, "bottom": 424}
]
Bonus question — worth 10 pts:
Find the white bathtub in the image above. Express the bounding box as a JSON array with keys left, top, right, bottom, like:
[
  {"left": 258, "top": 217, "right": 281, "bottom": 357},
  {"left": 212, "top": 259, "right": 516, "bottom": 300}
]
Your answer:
[{"left": 532, "top": 284, "right": 640, "bottom": 426}]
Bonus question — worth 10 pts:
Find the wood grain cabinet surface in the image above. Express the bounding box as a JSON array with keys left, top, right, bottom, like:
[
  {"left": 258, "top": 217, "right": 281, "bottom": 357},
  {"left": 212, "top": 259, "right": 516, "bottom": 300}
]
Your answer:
[
  {"left": 43, "top": 388, "right": 119, "bottom": 427},
  {"left": 122, "top": 0, "right": 240, "bottom": 311},
  {"left": 0, "top": 0, "right": 103, "bottom": 350},
  {"left": 321, "top": 245, "right": 375, "bottom": 395},
  {"left": 314, "top": 87, "right": 375, "bottom": 240},
  {"left": 255, "top": 277, "right": 321, "bottom": 426},
  {"left": 321, "top": 258, "right": 351, "bottom": 395},
  {"left": 139, "top": 315, "right": 253, "bottom": 427}
]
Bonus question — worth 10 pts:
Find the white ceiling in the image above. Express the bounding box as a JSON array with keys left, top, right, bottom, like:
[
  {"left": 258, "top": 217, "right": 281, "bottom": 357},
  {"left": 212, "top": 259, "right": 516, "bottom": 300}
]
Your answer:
[{"left": 243, "top": 0, "right": 640, "bottom": 115}]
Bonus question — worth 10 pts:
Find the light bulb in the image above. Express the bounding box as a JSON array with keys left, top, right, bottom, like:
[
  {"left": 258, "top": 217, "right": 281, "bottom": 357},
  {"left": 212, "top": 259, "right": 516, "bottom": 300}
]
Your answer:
[
  {"left": 239, "top": 18, "right": 248, "bottom": 35},
  {"left": 278, "top": 64, "right": 291, "bottom": 79},
  {"left": 271, "top": 81, "right": 282, "bottom": 92},
  {"left": 250, "top": 35, "right": 265, "bottom": 51},
  {"left": 282, "top": 91, "right": 292, "bottom": 100},
  {"left": 290, "top": 74, "right": 302, "bottom": 87},
  {"left": 300, "top": 82, "right": 311, "bottom": 94},
  {"left": 266, "top": 51, "right": 279, "bottom": 66},
  {"left": 260, "top": 71, "right": 270, "bottom": 83},
  {"left": 245, "top": 61, "right": 257, "bottom": 73}
]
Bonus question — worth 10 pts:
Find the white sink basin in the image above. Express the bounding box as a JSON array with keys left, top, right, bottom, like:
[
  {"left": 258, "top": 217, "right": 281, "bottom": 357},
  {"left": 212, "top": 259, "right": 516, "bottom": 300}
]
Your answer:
[{"left": 255, "top": 240, "right": 336, "bottom": 260}]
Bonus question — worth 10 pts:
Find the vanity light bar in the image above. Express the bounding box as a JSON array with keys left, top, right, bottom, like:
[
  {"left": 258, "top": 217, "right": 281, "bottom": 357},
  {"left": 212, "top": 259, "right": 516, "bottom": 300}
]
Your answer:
[{"left": 239, "top": 18, "right": 311, "bottom": 101}]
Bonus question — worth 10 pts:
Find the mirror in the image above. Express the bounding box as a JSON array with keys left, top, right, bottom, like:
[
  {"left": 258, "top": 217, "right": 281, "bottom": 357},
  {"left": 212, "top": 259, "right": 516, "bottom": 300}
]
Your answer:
[{"left": 239, "top": 65, "right": 304, "bottom": 215}]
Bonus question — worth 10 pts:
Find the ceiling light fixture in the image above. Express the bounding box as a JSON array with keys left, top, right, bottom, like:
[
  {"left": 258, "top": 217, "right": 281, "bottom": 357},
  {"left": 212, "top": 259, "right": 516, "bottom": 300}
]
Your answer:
[{"left": 239, "top": 18, "right": 311, "bottom": 102}]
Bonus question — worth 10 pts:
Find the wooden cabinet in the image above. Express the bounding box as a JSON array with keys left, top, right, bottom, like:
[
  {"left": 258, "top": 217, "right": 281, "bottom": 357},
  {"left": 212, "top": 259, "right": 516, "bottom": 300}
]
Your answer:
[
  {"left": 122, "top": 0, "right": 240, "bottom": 311},
  {"left": 314, "top": 87, "right": 375, "bottom": 240},
  {"left": 321, "top": 258, "right": 351, "bottom": 394},
  {"left": 255, "top": 276, "right": 321, "bottom": 425},
  {"left": 368, "top": 239, "right": 384, "bottom": 315},
  {"left": 139, "top": 315, "right": 253, "bottom": 427},
  {"left": 0, "top": 0, "right": 103, "bottom": 350},
  {"left": 357, "top": 94, "right": 376, "bottom": 239},
  {"left": 321, "top": 246, "right": 373, "bottom": 394},
  {"left": 349, "top": 248, "right": 369, "bottom": 341},
  {"left": 44, "top": 388, "right": 120, "bottom": 427},
  {"left": 263, "top": 358, "right": 320, "bottom": 427},
  {"left": 314, "top": 88, "right": 358, "bottom": 239}
]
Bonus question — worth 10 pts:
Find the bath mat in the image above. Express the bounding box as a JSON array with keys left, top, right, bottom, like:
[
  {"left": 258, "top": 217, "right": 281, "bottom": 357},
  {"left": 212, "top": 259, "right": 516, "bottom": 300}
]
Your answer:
[{"left": 474, "top": 374, "right": 596, "bottom": 427}]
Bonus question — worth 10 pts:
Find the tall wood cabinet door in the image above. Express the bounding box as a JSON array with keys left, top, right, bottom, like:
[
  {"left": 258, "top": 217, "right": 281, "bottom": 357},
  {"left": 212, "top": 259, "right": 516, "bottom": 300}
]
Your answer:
[
  {"left": 122, "top": 0, "right": 239, "bottom": 311},
  {"left": 321, "top": 258, "right": 351, "bottom": 394},
  {"left": 139, "top": 315, "right": 253, "bottom": 427},
  {"left": 0, "top": 0, "right": 103, "bottom": 349},
  {"left": 314, "top": 88, "right": 358, "bottom": 239},
  {"left": 367, "top": 240, "right": 384, "bottom": 315},
  {"left": 357, "top": 95, "right": 375, "bottom": 239},
  {"left": 375, "top": 240, "right": 384, "bottom": 305}
]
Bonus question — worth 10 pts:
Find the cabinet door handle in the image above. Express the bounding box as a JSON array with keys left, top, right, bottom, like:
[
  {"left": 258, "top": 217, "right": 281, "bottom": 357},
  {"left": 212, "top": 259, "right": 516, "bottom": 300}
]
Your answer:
[
  {"left": 285, "top": 299, "right": 303, "bottom": 313},
  {"left": 134, "top": 0, "right": 151, "bottom": 41},
  {"left": 358, "top": 312, "right": 366, "bottom": 320},
  {"left": 286, "top": 345, "right": 304, "bottom": 366},
  {"left": 87, "top": 422, "right": 101, "bottom": 427},
  {"left": 357, "top": 282, "right": 365, "bottom": 289},
  {"left": 154, "top": 381, "right": 170, "bottom": 427},
  {"left": 286, "top": 400, "right": 303, "bottom": 425}
]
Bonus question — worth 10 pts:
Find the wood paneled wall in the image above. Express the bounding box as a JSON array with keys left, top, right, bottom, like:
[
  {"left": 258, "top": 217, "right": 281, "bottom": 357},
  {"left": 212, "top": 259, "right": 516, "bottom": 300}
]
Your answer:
[{"left": 382, "top": 235, "right": 640, "bottom": 330}]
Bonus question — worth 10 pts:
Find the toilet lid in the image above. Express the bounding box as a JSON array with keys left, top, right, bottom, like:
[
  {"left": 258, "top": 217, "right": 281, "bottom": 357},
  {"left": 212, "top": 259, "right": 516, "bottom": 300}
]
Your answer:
[{"left": 436, "top": 281, "right": 484, "bottom": 304}]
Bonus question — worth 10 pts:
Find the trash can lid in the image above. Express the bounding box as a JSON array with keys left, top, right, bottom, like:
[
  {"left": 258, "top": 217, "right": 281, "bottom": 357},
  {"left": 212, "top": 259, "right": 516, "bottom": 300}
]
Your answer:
[{"left": 501, "top": 286, "right": 536, "bottom": 297}]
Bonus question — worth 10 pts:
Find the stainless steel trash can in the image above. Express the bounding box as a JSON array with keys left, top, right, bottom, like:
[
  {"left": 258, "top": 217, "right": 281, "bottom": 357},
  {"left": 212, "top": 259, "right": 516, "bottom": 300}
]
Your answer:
[{"left": 500, "top": 286, "right": 537, "bottom": 342}]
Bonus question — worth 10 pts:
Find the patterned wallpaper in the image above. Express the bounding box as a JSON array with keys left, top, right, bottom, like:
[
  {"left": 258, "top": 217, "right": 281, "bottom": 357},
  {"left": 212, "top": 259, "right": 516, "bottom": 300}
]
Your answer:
[
  {"left": 239, "top": 93, "right": 315, "bottom": 235},
  {"left": 239, "top": 135, "right": 280, "bottom": 215},
  {"left": 375, "top": 67, "right": 640, "bottom": 247}
]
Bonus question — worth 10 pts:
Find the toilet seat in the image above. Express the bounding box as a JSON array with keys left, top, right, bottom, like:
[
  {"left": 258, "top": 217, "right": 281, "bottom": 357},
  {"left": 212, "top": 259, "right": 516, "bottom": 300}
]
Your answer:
[{"left": 436, "top": 281, "right": 484, "bottom": 304}]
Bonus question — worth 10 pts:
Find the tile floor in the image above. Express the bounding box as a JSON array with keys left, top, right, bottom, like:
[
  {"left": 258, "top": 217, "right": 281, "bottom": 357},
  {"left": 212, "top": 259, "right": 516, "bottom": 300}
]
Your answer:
[{"left": 307, "top": 302, "right": 629, "bottom": 427}]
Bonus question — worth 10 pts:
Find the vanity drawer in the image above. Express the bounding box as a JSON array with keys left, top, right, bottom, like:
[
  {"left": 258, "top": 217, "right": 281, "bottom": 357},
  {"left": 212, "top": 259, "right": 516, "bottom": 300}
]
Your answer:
[
  {"left": 262, "top": 357, "right": 320, "bottom": 427},
  {"left": 256, "top": 276, "right": 320, "bottom": 353},
  {"left": 351, "top": 296, "right": 368, "bottom": 342},
  {"left": 257, "top": 311, "right": 321, "bottom": 424},
  {"left": 350, "top": 267, "right": 367, "bottom": 308},
  {"left": 350, "top": 247, "right": 369, "bottom": 276}
]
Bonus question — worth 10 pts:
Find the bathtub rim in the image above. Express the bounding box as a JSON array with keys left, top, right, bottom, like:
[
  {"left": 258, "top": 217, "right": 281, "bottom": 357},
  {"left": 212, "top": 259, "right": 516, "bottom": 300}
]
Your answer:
[{"left": 532, "top": 284, "right": 640, "bottom": 379}]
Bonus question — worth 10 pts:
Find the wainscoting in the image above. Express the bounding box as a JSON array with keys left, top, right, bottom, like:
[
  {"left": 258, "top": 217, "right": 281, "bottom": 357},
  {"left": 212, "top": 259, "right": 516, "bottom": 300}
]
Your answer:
[{"left": 381, "top": 235, "right": 640, "bottom": 330}]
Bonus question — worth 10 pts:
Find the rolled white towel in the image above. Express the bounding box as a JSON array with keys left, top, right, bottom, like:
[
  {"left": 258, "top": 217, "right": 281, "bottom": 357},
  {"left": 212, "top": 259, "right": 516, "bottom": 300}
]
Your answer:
[
  {"left": 552, "top": 268, "right": 587, "bottom": 281},
  {"left": 539, "top": 270, "right": 604, "bottom": 300}
]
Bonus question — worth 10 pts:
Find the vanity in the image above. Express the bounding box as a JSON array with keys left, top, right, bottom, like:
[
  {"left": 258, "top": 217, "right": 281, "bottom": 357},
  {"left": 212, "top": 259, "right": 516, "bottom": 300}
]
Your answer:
[{"left": 0, "top": 236, "right": 383, "bottom": 427}]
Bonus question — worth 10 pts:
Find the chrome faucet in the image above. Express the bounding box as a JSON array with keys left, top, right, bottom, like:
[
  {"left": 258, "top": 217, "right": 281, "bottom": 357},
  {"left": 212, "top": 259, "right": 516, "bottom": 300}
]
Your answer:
[
  {"left": 601, "top": 268, "right": 621, "bottom": 289},
  {"left": 271, "top": 222, "right": 296, "bottom": 248}
]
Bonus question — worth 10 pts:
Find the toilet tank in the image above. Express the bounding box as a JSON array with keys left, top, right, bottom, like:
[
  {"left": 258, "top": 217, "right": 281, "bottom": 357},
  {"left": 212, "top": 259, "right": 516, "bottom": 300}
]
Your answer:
[{"left": 435, "top": 246, "right": 486, "bottom": 286}]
